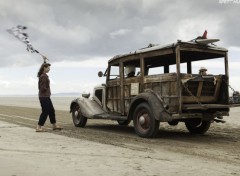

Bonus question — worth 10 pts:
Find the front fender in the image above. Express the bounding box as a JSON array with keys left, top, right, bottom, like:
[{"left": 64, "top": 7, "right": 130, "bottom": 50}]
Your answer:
[
  {"left": 70, "top": 97, "right": 105, "bottom": 118},
  {"left": 128, "top": 90, "right": 171, "bottom": 122}
]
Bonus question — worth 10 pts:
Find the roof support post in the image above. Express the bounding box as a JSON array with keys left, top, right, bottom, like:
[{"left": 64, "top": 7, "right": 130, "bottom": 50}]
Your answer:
[
  {"left": 224, "top": 52, "right": 229, "bottom": 102},
  {"left": 187, "top": 61, "right": 192, "bottom": 74},
  {"left": 175, "top": 45, "right": 182, "bottom": 113},
  {"left": 120, "top": 62, "right": 124, "bottom": 115}
]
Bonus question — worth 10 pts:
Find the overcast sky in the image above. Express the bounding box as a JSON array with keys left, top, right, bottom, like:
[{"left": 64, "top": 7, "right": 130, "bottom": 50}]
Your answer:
[{"left": 0, "top": 0, "right": 239, "bottom": 95}]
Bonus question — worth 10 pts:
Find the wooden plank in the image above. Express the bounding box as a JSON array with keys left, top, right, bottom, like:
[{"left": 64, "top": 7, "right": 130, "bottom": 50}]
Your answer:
[
  {"left": 120, "top": 62, "right": 124, "bottom": 115},
  {"left": 224, "top": 52, "right": 229, "bottom": 103},
  {"left": 162, "top": 82, "right": 169, "bottom": 96},
  {"left": 142, "top": 48, "right": 174, "bottom": 58},
  {"left": 197, "top": 81, "right": 203, "bottom": 98},
  {"left": 144, "top": 73, "right": 177, "bottom": 83},
  {"left": 175, "top": 45, "right": 181, "bottom": 113},
  {"left": 180, "top": 47, "right": 226, "bottom": 55},
  {"left": 182, "top": 96, "right": 216, "bottom": 103},
  {"left": 225, "top": 52, "right": 229, "bottom": 77},
  {"left": 113, "top": 86, "right": 116, "bottom": 111},
  {"left": 140, "top": 54, "right": 144, "bottom": 93},
  {"left": 182, "top": 104, "right": 230, "bottom": 110},
  {"left": 214, "top": 76, "right": 222, "bottom": 97}
]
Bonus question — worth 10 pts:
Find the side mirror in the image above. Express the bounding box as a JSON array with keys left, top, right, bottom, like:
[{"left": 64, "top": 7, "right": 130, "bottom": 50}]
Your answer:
[{"left": 98, "top": 71, "right": 103, "bottom": 77}]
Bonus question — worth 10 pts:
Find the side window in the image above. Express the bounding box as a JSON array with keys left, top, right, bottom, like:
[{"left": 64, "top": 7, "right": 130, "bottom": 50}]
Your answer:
[
  {"left": 169, "top": 63, "right": 186, "bottom": 73},
  {"left": 144, "top": 54, "right": 176, "bottom": 76},
  {"left": 109, "top": 65, "right": 120, "bottom": 80},
  {"left": 191, "top": 59, "right": 225, "bottom": 75},
  {"left": 124, "top": 59, "right": 140, "bottom": 78},
  {"left": 147, "top": 66, "right": 164, "bottom": 75},
  {"left": 144, "top": 57, "right": 165, "bottom": 76}
]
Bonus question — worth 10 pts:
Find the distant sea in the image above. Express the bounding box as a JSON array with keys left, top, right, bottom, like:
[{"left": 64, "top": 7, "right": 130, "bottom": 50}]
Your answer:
[{"left": 0, "top": 96, "right": 80, "bottom": 111}]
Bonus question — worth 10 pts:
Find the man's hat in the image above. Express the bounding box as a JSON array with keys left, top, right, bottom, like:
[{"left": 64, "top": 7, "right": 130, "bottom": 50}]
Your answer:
[{"left": 199, "top": 67, "right": 207, "bottom": 71}]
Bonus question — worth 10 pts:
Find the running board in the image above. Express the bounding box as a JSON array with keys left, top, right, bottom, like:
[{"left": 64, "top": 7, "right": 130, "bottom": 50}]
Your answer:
[{"left": 92, "top": 113, "right": 127, "bottom": 120}]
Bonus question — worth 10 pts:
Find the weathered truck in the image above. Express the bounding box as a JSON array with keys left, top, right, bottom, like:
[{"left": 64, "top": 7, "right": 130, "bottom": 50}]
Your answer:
[{"left": 70, "top": 40, "right": 234, "bottom": 138}]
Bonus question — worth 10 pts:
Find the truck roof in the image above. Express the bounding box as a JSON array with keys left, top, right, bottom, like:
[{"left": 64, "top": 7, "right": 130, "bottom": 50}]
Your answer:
[{"left": 109, "top": 41, "right": 228, "bottom": 64}]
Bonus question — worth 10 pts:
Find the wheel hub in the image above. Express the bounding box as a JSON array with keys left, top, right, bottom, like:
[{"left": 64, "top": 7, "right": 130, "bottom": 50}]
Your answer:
[
  {"left": 139, "top": 115, "right": 145, "bottom": 125},
  {"left": 74, "top": 111, "right": 78, "bottom": 117}
]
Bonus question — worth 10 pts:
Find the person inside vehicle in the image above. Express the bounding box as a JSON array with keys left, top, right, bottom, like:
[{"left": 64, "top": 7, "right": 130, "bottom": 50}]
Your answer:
[
  {"left": 199, "top": 67, "right": 207, "bottom": 75},
  {"left": 125, "top": 65, "right": 136, "bottom": 77}
]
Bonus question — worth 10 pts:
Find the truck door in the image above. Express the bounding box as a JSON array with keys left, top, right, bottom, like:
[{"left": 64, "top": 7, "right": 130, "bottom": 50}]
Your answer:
[{"left": 106, "top": 64, "right": 121, "bottom": 113}]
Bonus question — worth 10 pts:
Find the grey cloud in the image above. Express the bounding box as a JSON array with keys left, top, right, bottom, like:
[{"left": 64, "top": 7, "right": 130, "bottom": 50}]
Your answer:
[{"left": 0, "top": 0, "right": 239, "bottom": 67}]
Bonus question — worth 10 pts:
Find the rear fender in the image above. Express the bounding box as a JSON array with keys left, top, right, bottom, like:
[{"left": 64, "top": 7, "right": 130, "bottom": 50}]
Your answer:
[
  {"left": 128, "top": 90, "right": 171, "bottom": 122},
  {"left": 70, "top": 97, "right": 105, "bottom": 118}
]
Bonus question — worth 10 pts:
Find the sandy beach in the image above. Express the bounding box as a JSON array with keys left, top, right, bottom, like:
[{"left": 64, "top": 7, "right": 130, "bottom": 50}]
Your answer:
[{"left": 0, "top": 96, "right": 240, "bottom": 176}]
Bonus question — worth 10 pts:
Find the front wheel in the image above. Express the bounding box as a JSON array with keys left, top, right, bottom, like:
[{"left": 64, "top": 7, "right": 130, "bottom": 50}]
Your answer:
[
  {"left": 72, "top": 105, "right": 87, "bottom": 127},
  {"left": 185, "top": 119, "right": 211, "bottom": 134},
  {"left": 133, "top": 103, "right": 159, "bottom": 138}
]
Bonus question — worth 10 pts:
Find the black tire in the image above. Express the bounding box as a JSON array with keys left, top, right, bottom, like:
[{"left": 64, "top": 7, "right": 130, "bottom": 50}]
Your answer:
[
  {"left": 133, "top": 103, "right": 159, "bottom": 138},
  {"left": 72, "top": 105, "right": 87, "bottom": 127},
  {"left": 168, "top": 121, "right": 179, "bottom": 126},
  {"left": 185, "top": 119, "right": 211, "bottom": 134},
  {"left": 117, "top": 120, "right": 131, "bottom": 126}
]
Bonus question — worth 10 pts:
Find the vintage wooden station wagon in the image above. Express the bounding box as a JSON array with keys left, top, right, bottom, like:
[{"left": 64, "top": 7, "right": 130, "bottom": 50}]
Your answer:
[{"left": 70, "top": 39, "right": 234, "bottom": 138}]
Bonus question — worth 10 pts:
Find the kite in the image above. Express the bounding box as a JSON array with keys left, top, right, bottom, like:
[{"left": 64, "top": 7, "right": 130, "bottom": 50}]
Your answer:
[{"left": 7, "top": 25, "right": 48, "bottom": 62}]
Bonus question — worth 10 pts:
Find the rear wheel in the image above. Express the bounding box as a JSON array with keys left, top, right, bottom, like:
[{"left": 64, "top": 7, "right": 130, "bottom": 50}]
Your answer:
[
  {"left": 72, "top": 105, "right": 87, "bottom": 127},
  {"left": 185, "top": 119, "right": 211, "bottom": 134},
  {"left": 133, "top": 103, "right": 159, "bottom": 138}
]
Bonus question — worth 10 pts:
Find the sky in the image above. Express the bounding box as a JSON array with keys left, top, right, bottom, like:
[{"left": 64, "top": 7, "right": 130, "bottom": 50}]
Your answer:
[{"left": 0, "top": 0, "right": 239, "bottom": 96}]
